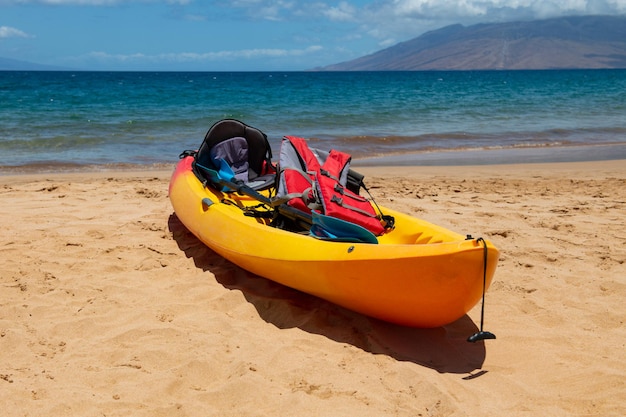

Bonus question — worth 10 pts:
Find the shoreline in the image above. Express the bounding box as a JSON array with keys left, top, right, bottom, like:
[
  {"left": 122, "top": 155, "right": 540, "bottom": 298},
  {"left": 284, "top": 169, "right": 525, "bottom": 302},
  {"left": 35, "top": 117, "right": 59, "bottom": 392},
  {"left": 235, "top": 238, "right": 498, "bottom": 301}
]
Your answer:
[
  {"left": 354, "top": 142, "right": 626, "bottom": 167},
  {"left": 2, "top": 158, "right": 622, "bottom": 209},
  {"left": 1, "top": 158, "right": 625, "bottom": 186},
  {"left": 2, "top": 143, "right": 626, "bottom": 176}
]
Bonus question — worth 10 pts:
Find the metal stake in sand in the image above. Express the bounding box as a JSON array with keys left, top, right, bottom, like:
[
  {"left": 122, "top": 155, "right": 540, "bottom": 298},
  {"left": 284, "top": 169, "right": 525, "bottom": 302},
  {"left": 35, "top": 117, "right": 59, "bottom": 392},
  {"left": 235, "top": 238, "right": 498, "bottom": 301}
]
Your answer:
[{"left": 467, "top": 237, "right": 496, "bottom": 343}]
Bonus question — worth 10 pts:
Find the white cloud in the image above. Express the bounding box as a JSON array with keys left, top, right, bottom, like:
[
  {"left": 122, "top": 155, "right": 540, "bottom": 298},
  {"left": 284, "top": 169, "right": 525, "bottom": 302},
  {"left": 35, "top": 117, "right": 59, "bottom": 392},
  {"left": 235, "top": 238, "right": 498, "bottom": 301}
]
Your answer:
[
  {"left": 84, "top": 45, "right": 323, "bottom": 63},
  {"left": 2, "top": 0, "right": 625, "bottom": 16},
  {"left": 0, "top": 26, "right": 32, "bottom": 38},
  {"left": 323, "top": 1, "right": 357, "bottom": 21},
  {"left": 390, "top": 0, "right": 626, "bottom": 20},
  {"left": 354, "top": 0, "right": 626, "bottom": 47},
  {"left": 226, "top": 0, "right": 295, "bottom": 21}
]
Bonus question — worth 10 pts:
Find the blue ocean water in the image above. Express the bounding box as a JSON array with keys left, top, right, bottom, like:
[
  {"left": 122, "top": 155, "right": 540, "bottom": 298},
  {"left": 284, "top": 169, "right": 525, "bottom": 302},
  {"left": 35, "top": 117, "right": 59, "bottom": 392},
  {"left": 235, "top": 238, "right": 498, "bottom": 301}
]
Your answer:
[{"left": 1, "top": 70, "right": 625, "bottom": 172}]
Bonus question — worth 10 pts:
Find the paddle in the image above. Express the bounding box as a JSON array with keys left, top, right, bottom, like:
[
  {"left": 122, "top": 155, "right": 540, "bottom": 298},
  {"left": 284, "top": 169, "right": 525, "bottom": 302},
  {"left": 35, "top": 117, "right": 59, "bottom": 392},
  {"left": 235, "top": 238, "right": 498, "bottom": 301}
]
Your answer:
[
  {"left": 195, "top": 163, "right": 378, "bottom": 244},
  {"left": 310, "top": 211, "right": 378, "bottom": 244},
  {"left": 197, "top": 162, "right": 272, "bottom": 207}
]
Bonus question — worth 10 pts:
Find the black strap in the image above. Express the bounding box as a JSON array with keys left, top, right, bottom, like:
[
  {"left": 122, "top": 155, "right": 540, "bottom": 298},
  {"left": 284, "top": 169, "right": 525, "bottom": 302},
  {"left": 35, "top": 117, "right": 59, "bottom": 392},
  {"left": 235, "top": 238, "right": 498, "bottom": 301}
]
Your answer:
[
  {"left": 220, "top": 198, "right": 274, "bottom": 219},
  {"left": 359, "top": 181, "right": 395, "bottom": 231}
]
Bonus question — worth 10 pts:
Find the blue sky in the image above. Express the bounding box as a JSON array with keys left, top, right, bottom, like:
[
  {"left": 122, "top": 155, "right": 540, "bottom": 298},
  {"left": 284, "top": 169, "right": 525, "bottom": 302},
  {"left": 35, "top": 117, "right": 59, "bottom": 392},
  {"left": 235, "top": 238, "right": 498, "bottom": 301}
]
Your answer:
[{"left": 1, "top": 0, "right": 625, "bottom": 71}]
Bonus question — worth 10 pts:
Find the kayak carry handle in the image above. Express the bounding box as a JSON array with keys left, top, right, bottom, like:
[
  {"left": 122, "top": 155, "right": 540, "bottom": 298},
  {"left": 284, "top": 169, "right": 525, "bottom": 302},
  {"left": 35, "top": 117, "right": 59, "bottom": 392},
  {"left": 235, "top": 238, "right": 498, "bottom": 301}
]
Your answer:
[{"left": 201, "top": 197, "right": 214, "bottom": 210}]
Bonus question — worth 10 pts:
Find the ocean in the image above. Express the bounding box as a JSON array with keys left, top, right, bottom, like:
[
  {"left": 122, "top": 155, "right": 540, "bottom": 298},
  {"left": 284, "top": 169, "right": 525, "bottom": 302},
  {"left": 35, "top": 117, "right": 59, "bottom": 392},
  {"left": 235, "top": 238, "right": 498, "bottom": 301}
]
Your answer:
[{"left": 1, "top": 69, "right": 625, "bottom": 173}]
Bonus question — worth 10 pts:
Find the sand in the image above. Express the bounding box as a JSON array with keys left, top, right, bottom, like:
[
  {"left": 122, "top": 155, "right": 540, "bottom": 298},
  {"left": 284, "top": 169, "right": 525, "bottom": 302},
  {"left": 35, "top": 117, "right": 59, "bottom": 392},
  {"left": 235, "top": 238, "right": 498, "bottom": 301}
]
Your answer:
[{"left": 1, "top": 160, "right": 624, "bottom": 416}]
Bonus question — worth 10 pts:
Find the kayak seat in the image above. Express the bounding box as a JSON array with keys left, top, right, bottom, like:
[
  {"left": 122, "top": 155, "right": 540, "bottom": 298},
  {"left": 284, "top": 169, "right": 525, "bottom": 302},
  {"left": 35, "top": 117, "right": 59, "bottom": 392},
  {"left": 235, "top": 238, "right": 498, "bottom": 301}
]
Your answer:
[{"left": 194, "top": 119, "right": 275, "bottom": 191}]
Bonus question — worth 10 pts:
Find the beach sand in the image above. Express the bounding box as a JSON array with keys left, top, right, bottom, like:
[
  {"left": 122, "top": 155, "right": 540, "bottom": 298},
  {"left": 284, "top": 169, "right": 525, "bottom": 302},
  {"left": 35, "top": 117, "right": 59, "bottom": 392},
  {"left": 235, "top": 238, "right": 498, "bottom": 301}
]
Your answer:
[{"left": 1, "top": 160, "right": 624, "bottom": 416}]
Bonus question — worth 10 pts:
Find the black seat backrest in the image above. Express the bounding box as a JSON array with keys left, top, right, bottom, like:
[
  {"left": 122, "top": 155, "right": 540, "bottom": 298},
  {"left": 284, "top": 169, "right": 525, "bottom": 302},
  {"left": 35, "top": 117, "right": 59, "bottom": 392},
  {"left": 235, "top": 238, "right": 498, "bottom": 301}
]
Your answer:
[{"left": 195, "top": 119, "right": 272, "bottom": 179}]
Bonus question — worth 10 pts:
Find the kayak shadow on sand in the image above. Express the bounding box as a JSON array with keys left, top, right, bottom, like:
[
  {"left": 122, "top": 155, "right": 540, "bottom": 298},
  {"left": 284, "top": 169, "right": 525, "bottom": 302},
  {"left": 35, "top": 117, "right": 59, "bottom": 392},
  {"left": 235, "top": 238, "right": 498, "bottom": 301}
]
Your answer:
[{"left": 169, "top": 213, "right": 487, "bottom": 374}]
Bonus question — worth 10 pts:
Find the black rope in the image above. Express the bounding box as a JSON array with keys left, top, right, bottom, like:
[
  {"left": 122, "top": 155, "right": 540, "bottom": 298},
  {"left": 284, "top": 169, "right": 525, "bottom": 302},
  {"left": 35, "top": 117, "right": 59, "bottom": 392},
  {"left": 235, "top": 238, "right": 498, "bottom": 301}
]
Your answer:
[
  {"left": 477, "top": 237, "right": 488, "bottom": 331},
  {"left": 467, "top": 237, "right": 496, "bottom": 343}
]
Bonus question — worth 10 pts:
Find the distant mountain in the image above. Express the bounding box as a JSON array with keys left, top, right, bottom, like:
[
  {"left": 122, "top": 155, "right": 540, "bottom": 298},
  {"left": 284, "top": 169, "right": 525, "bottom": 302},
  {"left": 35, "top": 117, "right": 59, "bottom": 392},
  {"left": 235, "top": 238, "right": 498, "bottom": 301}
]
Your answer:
[
  {"left": 317, "top": 15, "right": 626, "bottom": 71},
  {"left": 0, "top": 56, "right": 66, "bottom": 71}
]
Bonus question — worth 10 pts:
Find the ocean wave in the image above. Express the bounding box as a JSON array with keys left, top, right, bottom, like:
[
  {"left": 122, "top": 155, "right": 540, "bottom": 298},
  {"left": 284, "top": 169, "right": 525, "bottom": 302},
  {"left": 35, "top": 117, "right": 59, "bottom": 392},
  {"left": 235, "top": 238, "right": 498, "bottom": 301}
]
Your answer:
[{"left": 2, "top": 69, "right": 625, "bottom": 170}]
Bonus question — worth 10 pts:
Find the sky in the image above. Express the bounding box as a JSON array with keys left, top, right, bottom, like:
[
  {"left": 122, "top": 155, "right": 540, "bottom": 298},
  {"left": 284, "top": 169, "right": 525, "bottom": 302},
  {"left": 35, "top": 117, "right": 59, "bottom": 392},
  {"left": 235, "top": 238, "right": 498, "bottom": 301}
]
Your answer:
[{"left": 1, "top": 0, "right": 625, "bottom": 71}]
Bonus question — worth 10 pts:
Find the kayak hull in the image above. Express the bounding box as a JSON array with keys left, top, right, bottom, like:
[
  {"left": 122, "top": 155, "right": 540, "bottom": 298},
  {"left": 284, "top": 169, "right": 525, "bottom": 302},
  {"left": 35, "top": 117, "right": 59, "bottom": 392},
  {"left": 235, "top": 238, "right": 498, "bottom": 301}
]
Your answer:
[{"left": 169, "top": 156, "right": 499, "bottom": 328}]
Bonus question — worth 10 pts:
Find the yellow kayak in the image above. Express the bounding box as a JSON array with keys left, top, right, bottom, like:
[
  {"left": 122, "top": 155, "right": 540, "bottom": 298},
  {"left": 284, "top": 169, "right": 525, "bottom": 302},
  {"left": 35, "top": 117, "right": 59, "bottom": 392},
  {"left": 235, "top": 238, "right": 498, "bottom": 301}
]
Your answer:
[{"left": 169, "top": 155, "right": 499, "bottom": 328}]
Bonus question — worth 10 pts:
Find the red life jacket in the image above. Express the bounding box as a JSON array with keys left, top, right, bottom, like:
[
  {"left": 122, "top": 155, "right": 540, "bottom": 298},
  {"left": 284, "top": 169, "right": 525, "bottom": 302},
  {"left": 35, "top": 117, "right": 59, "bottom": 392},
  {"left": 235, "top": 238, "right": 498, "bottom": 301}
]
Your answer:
[{"left": 279, "top": 136, "right": 386, "bottom": 236}]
